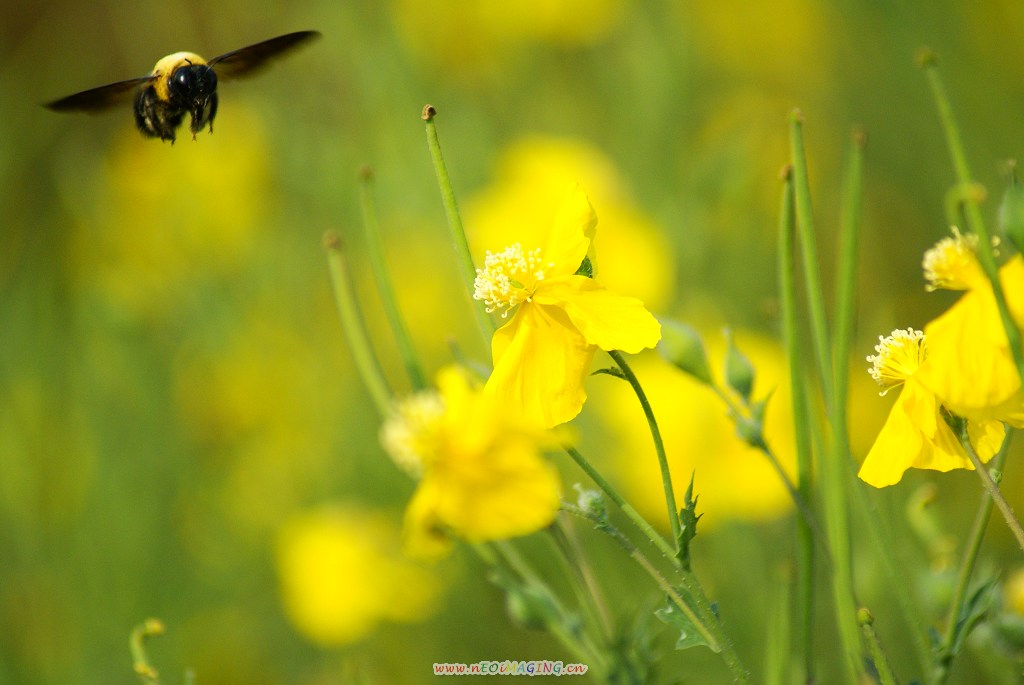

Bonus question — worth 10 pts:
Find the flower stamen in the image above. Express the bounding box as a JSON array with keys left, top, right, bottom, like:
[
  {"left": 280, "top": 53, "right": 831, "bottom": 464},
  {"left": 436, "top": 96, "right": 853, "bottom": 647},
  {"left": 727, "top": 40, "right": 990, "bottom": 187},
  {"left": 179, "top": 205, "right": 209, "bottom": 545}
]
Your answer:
[
  {"left": 922, "top": 227, "right": 991, "bottom": 291},
  {"left": 380, "top": 392, "right": 445, "bottom": 476},
  {"left": 867, "top": 328, "right": 926, "bottom": 394},
  {"left": 473, "top": 243, "right": 553, "bottom": 316}
]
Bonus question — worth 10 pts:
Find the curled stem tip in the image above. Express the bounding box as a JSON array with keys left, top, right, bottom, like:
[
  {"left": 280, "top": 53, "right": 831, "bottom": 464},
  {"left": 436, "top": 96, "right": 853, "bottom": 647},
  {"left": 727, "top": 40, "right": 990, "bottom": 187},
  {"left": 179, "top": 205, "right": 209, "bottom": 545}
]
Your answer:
[
  {"left": 358, "top": 165, "right": 374, "bottom": 181},
  {"left": 322, "top": 230, "right": 342, "bottom": 250},
  {"left": 789, "top": 108, "right": 805, "bottom": 124},
  {"left": 852, "top": 127, "right": 868, "bottom": 149},
  {"left": 779, "top": 163, "right": 794, "bottom": 181},
  {"left": 421, "top": 103, "right": 437, "bottom": 121},
  {"left": 916, "top": 47, "right": 938, "bottom": 68}
]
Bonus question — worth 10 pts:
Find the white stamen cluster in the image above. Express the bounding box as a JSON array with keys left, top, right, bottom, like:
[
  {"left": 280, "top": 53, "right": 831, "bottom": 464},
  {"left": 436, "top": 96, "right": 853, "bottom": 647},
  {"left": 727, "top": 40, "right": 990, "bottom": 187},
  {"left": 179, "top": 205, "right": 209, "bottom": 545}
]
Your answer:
[
  {"left": 379, "top": 392, "right": 445, "bottom": 477},
  {"left": 866, "top": 327, "right": 926, "bottom": 394},
  {"left": 472, "top": 243, "right": 552, "bottom": 316}
]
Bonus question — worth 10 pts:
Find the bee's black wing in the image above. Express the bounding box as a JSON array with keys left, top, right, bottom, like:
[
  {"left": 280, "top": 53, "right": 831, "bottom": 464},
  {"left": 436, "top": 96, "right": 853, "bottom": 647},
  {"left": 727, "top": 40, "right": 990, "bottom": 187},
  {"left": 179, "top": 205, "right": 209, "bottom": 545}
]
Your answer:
[
  {"left": 44, "top": 75, "right": 156, "bottom": 112},
  {"left": 207, "top": 30, "right": 320, "bottom": 80}
]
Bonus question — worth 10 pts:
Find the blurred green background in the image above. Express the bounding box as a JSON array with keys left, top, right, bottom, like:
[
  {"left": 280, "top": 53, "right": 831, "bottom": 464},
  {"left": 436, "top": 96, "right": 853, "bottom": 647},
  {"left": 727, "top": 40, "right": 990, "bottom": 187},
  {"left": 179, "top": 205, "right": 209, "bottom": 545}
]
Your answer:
[{"left": 4, "top": 1, "right": 1024, "bottom": 683}]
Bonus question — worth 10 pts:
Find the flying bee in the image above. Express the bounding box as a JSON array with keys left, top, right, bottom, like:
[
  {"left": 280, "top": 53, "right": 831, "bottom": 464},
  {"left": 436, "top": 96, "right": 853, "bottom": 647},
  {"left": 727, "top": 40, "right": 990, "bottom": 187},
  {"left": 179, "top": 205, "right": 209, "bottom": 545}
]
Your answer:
[{"left": 45, "top": 30, "right": 320, "bottom": 143}]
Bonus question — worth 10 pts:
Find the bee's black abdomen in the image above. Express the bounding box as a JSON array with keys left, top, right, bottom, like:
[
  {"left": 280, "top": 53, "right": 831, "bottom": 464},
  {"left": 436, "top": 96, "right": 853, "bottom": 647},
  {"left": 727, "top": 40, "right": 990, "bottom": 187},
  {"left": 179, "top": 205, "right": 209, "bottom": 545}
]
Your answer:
[{"left": 133, "top": 86, "right": 184, "bottom": 143}]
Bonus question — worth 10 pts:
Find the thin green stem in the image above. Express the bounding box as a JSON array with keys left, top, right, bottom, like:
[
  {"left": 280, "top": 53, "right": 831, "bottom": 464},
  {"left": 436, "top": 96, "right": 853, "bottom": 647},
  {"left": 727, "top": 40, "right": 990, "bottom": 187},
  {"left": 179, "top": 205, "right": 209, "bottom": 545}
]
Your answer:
[
  {"left": 778, "top": 166, "right": 816, "bottom": 682},
  {"left": 918, "top": 50, "right": 1024, "bottom": 380},
  {"left": 562, "top": 504, "right": 750, "bottom": 683},
  {"left": 490, "top": 539, "right": 611, "bottom": 677},
  {"left": 962, "top": 430, "right": 1024, "bottom": 552},
  {"left": 789, "top": 110, "right": 863, "bottom": 683},
  {"left": 421, "top": 105, "right": 495, "bottom": 347},
  {"left": 858, "top": 609, "right": 898, "bottom": 685},
  {"left": 933, "top": 436, "right": 1012, "bottom": 683},
  {"left": 608, "top": 350, "right": 681, "bottom": 550},
  {"left": 561, "top": 445, "right": 676, "bottom": 562},
  {"left": 547, "top": 519, "right": 614, "bottom": 640},
  {"left": 832, "top": 130, "right": 865, "bottom": 413},
  {"left": 357, "top": 168, "right": 427, "bottom": 391},
  {"left": 324, "top": 232, "right": 393, "bottom": 416}
]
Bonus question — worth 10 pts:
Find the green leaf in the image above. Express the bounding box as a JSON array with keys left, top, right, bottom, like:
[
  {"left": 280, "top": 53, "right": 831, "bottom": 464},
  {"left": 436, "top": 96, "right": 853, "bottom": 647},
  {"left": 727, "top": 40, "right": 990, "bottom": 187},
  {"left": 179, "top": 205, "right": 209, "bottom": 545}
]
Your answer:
[
  {"left": 949, "top": 577, "right": 999, "bottom": 656},
  {"left": 592, "top": 367, "right": 627, "bottom": 380},
  {"left": 655, "top": 597, "right": 712, "bottom": 651},
  {"left": 999, "top": 170, "right": 1024, "bottom": 255},
  {"left": 574, "top": 256, "right": 594, "bottom": 278},
  {"left": 675, "top": 472, "right": 702, "bottom": 572}
]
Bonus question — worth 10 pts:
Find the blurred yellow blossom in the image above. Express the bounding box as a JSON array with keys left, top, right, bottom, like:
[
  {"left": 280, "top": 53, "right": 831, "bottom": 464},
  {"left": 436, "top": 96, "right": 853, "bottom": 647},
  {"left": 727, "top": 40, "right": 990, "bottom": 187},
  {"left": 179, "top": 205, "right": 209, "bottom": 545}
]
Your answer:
[
  {"left": 591, "top": 330, "right": 797, "bottom": 526},
  {"left": 1005, "top": 567, "right": 1024, "bottom": 617},
  {"left": 858, "top": 328, "right": 1005, "bottom": 488},
  {"left": 381, "top": 366, "right": 562, "bottom": 559},
  {"left": 915, "top": 232, "right": 1024, "bottom": 425},
  {"left": 275, "top": 505, "right": 440, "bottom": 646},
  {"left": 465, "top": 136, "right": 674, "bottom": 313},
  {"left": 63, "top": 106, "right": 271, "bottom": 321},
  {"left": 391, "top": 0, "right": 624, "bottom": 78},
  {"left": 475, "top": 187, "right": 661, "bottom": 427}
]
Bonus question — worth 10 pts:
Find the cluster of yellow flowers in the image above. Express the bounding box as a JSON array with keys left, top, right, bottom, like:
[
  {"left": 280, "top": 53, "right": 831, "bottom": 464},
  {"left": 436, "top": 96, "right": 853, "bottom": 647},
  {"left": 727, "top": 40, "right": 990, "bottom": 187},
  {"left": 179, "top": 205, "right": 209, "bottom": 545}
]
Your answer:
[
  {"left": 859, "top": 230, "right": 1024, "bottom": 487},
  {"left": 381, "top": 188, "right": 661, "bottom": 556}
]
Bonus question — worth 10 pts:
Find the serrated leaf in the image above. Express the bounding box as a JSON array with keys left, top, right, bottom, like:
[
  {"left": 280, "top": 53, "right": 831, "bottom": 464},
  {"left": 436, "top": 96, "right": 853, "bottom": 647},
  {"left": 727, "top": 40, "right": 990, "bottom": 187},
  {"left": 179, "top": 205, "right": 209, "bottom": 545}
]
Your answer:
[
  {"left": 654, "top": 597, "right": 712, "bottom": 651},
  {"left": 676, "top": 472, "right": 702, "bottom": 571}
]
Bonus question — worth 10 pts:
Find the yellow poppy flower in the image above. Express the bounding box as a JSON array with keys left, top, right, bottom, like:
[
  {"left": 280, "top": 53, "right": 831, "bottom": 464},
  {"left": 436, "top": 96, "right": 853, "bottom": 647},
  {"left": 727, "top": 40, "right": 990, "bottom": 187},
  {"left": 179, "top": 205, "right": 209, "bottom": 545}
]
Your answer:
[
  {"left": 858, "top": 328, "right": 1005, "bottom": 488},
  {"left": 380, "top": 366, "right": 562, "bottom": 559},
  {"left": 915, "top": 231, "right": 1024, "bottom": 425},
  {"left": 474, "top": 187, "right": 662, "bottom": 427}
]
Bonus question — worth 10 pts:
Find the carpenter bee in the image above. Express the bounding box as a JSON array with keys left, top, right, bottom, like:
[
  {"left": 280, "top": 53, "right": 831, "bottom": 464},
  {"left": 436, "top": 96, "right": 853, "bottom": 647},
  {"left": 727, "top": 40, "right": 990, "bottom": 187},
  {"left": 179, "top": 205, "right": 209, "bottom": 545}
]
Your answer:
[{"left": 45, "top": 30, "right": 320, "bottom": 143}]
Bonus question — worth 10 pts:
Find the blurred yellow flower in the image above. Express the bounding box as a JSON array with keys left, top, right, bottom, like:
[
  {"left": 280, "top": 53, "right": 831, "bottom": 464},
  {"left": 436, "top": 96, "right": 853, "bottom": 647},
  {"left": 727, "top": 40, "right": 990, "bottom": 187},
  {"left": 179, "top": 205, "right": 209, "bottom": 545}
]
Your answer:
[
  {"left": 590, "top": 330, "right": 797, "bottom": 527},
  {"left": 858, "top": 328, "right": 1005, "bottom": 488},
  {"left": 63, "top": 107, "right": 271, "bottom": 321},
  {"left": 381, "top": 365, "right": 562, "bottom": 559},
  {"left": 275, "top": 505, "right": 439, "bottom": 646},
  {"left": 1005, "top": 567, "right": 1024, "bottom": 617},
  {"left": 474, "top": 188, "right": 661, "bottom": 427},
  {"left": 465, "top": 136, "right": 674, "bottom": 313},
  {"left": 915, "top": 233, "right": 1024, "bottom": 425}
]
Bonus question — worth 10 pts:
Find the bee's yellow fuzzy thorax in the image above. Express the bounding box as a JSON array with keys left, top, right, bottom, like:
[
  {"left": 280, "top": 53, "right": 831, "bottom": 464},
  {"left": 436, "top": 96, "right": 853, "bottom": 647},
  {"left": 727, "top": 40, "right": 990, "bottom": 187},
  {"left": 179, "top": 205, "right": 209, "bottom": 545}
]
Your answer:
[{"left": 151, "top": 52, "right": 207, "bottom": 100}]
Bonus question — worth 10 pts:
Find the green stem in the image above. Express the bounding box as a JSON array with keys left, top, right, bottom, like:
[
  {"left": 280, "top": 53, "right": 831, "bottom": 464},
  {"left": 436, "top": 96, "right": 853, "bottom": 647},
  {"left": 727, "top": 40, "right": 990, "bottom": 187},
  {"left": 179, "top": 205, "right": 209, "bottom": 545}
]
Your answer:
[
  {"left": 547, "top": 519, "right": 614, "bottom": 640},
  {"left": 778, "top": 166, "right": 816, "bottom": 682},
  {"left": 608, "top": 350, "right": 681, "bottom": 550},
  {"left": 490, "top": 539, "right": 611, "bottom": 677},
  {"left": 562, "top": 445, "right": 676, "bottom": 562},
  {"left": 324, "top": 232, "right": 393, "bottom": 416},
  {"left": 789, "top": 110, "right": 864, "bottom": 683},
  {"left": 918, "top": 49, "right": 1024, "bottom": 380},
  {"left": 962, "top": 429, "right": 1024, "bottom": 552},
  {"left": 562, "top": 504, "right": 751, "bottom": 683},
  {"left": 933, "top": 435, "right": 1013, "bottom": 683},
  {"left": 832, "top": 130, "right": 865, "bottom": 414},
  {"left": 421, "top": 105, "right": 495, "bottom": 347},
  {"left": 357, "top": 167, "right": 427, "bottom": 391},
  {"left": 858, "top": 608, "right": 899, "bottom": 685}
]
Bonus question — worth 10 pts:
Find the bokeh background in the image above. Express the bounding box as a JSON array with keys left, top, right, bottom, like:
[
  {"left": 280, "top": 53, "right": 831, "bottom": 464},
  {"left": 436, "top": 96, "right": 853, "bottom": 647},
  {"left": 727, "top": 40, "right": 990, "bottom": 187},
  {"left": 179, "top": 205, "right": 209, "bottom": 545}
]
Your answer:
[{"left": 4, "top": 1, "right": 1024, "bottom": 683}]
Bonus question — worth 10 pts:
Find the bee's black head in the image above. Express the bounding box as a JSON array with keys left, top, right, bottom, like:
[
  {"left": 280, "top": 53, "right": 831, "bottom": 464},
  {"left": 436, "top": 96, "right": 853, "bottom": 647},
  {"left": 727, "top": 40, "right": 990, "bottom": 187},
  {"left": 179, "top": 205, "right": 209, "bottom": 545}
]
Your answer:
[{"left": 167, "top": 62, "right": 218, "bottom": 109}]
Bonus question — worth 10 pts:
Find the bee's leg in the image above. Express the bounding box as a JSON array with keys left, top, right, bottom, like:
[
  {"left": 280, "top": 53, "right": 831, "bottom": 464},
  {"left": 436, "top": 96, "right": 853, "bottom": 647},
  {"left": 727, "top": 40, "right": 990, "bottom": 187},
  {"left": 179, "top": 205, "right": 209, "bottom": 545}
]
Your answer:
[{"left": 207, "top": 93, "right": 218, "bottom": 135}]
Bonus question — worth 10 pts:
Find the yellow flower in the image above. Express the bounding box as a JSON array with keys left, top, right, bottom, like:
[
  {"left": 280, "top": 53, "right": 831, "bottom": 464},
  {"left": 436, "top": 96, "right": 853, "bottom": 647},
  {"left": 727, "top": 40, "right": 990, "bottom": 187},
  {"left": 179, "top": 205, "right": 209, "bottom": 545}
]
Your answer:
[
  {"left": 914, "top": 232, "right": 1024, "bottom": 425},
  {"left": 474, "top": 187, "right": 661, "bottom": 427},
  {"left": 381, "top": 366, "right": 562, "bottom": 559},
  {"left": 858, "top": 328, "right": 1005, "bottom": 488},
  {"left": 275, "top": 505, "right": 439, "bottom": 646}
]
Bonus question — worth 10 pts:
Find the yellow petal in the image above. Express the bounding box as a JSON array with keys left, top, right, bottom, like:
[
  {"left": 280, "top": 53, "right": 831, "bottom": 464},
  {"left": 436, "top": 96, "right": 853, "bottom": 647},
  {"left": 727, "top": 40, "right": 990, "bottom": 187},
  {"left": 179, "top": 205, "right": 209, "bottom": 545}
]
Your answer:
[
  {"left": 966, "top": 418, "right": 1007, "bottom": 461},
  {"left": 486, "top": 303, "right": 596, "bottom": 427},
  {"left": 858, "top": 378, "right": 971, "bottom": 487},
  {"left": 542, "top": 186, "right": 596, "bottom": 277},
  {"left": 918, "top": 288, "right": 1023, "bottom": 417},
  {"left": 535, "top": 276, "right": 661, "bottom": 353}
]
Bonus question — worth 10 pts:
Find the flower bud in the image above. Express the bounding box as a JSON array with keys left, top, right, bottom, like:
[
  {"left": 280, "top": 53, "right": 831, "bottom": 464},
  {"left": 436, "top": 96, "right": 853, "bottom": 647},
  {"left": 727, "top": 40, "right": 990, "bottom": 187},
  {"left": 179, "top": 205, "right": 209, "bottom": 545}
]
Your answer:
[
  {"left": 657, "top": 320, "right": 712, "bottom": 385},
  {"left": 999, "top": 173, "right": 1024, "bottom": 256},
  {"left": 723, "top": 329, "right": 755, "bottom": 401}
]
